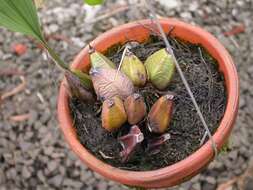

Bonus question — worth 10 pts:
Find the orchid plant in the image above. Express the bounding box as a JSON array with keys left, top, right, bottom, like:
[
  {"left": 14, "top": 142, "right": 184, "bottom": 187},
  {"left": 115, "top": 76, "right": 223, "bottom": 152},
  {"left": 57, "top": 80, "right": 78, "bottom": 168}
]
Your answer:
[
  {"left": 0, "top": 0, "right": 176, "bottom": 162},
  {"left": 0, "top": 0, "right": 103, "bottom": 89}
]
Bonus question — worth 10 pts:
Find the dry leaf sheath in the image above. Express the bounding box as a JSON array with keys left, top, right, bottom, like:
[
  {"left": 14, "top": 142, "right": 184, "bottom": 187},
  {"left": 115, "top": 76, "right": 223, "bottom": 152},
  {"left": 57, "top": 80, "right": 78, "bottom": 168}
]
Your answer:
[
  {"left": 124, "top": 93, "right": 147, "bottom": 125},
  {"left": 70, "top": 69, "right": 93, "bottom": 90},
  {"left": 89, "top": 68, "right": 134, "bottom": 100},
  {"left": 147, "top": 94, "right": 174, "bottom": 133},
  {"left": 118, "top": 125, "right": 144, "bottom": 162},
  {"left": 147, "top": 133, "right": 171, "bottom": 154},
  {"left": 65, "top": 71, "right": 95, "bottom": 103},
  {"left": 145, "top": 48, "right": 175, "bottom": 90},
  {"left": 101, "top": 96, "right": 127, "bottom": 132},
  {"left": 120, "top": 50, "right": 147, "bottom": 87}
]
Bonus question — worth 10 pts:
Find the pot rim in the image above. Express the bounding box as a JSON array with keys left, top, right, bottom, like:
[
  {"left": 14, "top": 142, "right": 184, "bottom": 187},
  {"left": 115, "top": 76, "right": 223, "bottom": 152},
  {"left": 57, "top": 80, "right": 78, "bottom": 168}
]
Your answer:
[{"left": 57, "top": 18, "right": 239, "bottom": 188}]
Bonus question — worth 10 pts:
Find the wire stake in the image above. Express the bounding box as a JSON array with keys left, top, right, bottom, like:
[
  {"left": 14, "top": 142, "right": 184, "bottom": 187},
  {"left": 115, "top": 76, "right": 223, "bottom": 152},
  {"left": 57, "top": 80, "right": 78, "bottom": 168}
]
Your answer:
[{"left": 144, "top": 0, "right": 218, "bottom": 157}]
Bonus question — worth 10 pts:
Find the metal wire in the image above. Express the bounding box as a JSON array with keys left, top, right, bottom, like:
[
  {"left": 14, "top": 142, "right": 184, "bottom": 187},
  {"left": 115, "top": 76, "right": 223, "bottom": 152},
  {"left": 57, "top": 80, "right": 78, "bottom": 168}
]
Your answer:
[{"left": 144, "top": 0, "right": 218, "bottom": 157}]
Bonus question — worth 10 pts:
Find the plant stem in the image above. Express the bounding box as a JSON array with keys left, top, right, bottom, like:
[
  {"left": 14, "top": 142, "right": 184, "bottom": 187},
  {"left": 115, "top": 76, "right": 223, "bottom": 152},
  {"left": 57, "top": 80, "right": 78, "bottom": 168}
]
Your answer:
[{"left": 43, "top": 42, "right": 69, "bottom": 71}]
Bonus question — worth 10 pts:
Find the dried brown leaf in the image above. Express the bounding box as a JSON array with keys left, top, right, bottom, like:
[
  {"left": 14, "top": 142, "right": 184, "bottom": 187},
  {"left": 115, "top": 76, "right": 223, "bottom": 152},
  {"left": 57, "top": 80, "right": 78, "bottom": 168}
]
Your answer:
[{"left": 90, "top": 68, "right": 134, "bottom": 100}]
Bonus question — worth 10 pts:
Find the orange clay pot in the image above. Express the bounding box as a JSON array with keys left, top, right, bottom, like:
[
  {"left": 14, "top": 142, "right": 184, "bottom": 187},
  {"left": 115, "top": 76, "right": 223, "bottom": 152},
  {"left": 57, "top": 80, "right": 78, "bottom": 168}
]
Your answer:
[{"left": 57, "top": 19, "right": 239, "bottom": 188}]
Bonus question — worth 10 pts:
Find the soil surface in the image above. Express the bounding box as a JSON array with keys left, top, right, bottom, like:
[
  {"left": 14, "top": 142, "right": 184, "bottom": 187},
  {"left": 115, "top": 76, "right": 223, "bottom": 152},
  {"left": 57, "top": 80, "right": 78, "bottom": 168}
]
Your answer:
[{"left": 70, "top": 35, "right": 226, "bottom": 171}]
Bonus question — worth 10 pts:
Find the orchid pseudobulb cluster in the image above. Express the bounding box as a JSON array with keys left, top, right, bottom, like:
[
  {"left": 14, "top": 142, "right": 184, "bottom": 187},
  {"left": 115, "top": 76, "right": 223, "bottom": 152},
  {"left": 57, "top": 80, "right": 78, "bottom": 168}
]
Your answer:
[
  {"left": 0, "top": 0, "right": 176, "bottom": 162},
  {"left": 66, "top": 43, "right": 176, "bottom": 162}
]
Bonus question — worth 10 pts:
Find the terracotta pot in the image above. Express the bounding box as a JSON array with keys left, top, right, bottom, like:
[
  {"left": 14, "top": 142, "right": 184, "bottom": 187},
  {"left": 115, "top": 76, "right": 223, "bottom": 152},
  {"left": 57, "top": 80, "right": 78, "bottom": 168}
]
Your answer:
[{"left": 57, "top": 19, "right": 239, "bottom": 188}]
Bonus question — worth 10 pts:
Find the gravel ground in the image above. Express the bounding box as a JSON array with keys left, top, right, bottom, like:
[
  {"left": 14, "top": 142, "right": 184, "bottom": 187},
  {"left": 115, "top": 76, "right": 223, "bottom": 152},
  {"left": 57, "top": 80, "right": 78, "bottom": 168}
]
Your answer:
[{"left": 0, "top": 0, "right": 253, "bottom": 189}]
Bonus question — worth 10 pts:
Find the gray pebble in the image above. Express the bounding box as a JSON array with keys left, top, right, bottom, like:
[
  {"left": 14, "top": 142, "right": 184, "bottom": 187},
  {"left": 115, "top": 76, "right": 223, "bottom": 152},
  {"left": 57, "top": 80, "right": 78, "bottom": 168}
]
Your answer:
[
  {"left": 108, "top": 186, "right": 123, "bottom": 190},
  {"left": 63, "top": 178, "right": 83, "bottom": 189},
  {"left": 202, "top": 182, "right": 216, "bottom": 190},
  {"left": 22, "top": 166, "right": 31, "bottom": 179},
  {"left": 48, "top": 174, "right": 63, "bottom": 187},
  {"left": 80, "top": 170, "right": 92, "bottom": 182},
  {"left": 43, "top": 146, "right": 54, "bottom": 156},
  {"left": 189, "top": 1, "right": 199, "bottom": 12},
  {"left": 19, "top": 141, "right": 32, "bottom": 152},
  {"left": 158, "top": 0, "right": 179, "bottom": 10},
  {"left": 180, "top": 181, "right": 193, "bottom": 189},
  {"left": 58, "top": 165, "right": 66, "bottom": 176},
  {"left": 191, "top": 182, "right": 201, "bottom": 190},
  {"left": 0, "top": 186, "right": 7, "bottom": 190},
  {"left": 47, "top": 160, "right": 58, "bottom": 173},
  {"left": 180, "top": 12, "right": 192, "bottom": 20},
  {"left": 244, "top": 177, "right": 253, "bottom": 190},
  {"left": 96, "top": 181, "right": 108, "bottom": 190},
  {"left": 0, "top": 170, "right": 5, "bottom": 184},
  {"left": 84, "top": 186, "right": 94, "bottom": 190},
  {"left": 48, "top": 24, "right": 59, "bottom": 33},
  {"left": 6, "top": 168, "right": 16, "bottom": 180},
  {"left": 205, "top": 176, "right": 216, "bottom": 185},
  {"left": 0, "top": 50, "right": 4, "bottom": 60},
  {"left": 228, "top": 150, "right": 238, "bottom": 160},
  {"left": 86, "top": 177, "right": 96, "bottom": 185},
  {"left": 0, "top": 35, "right": 4, "bottom": 44},
  {"left": 37, "top": 170, "right": 46, "bottom": 183}
]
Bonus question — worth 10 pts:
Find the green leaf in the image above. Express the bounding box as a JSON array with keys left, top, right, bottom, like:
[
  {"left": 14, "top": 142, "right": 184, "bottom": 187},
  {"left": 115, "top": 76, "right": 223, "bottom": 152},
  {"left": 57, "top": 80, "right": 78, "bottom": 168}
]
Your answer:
[
  {"left": 84, "top": 0, "right": 104, "bottom": 5},
  {"left": 0, "top": 0, "right": 69, "bottom": 70},
  {"left": 0, "top": 0, "right": 44, "bottom": 42},
  {"left": 71, "top": 69, "right": 93, "bottom": 90},
  {"left": 0, "top": 0, "right": 95, "bottom": 88}
]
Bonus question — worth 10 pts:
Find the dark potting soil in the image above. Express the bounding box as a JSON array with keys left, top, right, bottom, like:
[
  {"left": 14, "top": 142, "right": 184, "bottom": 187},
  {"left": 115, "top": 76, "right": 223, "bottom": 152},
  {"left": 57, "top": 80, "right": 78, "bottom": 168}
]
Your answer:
[{"left": 69, "top": 34, "right": 227, "bottom": 171}]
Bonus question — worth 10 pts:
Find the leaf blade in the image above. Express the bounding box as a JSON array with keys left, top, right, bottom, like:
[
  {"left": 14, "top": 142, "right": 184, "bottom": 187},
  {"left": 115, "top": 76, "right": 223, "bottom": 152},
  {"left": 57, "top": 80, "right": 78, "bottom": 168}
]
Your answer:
[
  {"left": 0, "top": 0, "right": 70, "bottom": 70},
  {"left": 0, "top": 0, "right": 44, "bottom": 42},
  {"left": 84, "top": 0, "right": 104, "bottom": 5}
]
